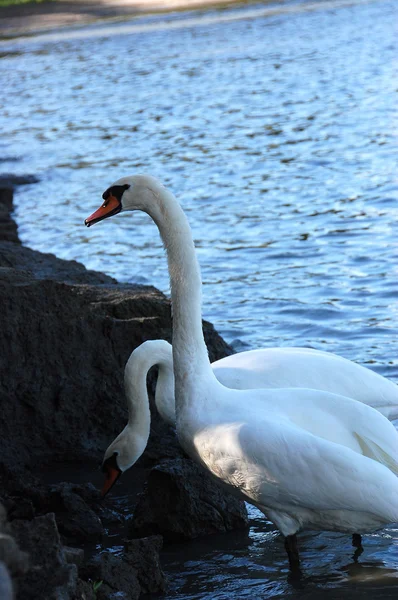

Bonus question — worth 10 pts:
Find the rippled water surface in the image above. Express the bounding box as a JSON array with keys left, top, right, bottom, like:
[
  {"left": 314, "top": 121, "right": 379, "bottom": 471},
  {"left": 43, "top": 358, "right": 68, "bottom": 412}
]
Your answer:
[{"left": 1, "top": 0, "right": 398, "bottom": 596}]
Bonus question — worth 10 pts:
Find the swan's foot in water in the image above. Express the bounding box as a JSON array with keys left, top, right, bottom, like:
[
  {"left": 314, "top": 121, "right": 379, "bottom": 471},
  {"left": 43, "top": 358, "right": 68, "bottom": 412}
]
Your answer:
[
  {"left": 284, "top": 534, "right": 301, "bottom": 573},
  {"left": 352, "top": 533, "right": 362, "bottom": 547},
  {"left": 352, "top": 533, "right": 363, "bottom": 561}
]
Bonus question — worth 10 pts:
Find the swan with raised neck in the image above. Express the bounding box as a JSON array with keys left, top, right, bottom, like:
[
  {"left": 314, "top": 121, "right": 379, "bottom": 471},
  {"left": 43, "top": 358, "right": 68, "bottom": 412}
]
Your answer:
[{"left": 86, "top": 174, "right": 398, "bottom": 570}]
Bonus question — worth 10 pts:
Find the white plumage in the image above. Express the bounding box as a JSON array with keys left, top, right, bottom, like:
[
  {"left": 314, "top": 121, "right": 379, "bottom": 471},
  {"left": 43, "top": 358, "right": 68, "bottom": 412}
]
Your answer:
[{"left": 86, "top": 174, "right": 398, "bottom": 568}]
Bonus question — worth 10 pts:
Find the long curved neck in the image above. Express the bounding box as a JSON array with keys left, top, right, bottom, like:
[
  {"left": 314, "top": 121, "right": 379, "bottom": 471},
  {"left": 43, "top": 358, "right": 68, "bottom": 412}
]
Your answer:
[
  {"left": 146, "top": 185, "right": 214, "bottom": 396},
  {"left": 155, "top": 362, "right": 176, "bottom": 426},
  {"left": 124, "top": 352, "right": 151, "bottom": 441}
]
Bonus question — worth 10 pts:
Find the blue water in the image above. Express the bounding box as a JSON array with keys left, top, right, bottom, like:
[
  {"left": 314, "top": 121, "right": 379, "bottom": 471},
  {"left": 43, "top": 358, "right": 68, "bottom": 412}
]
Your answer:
[{"left": 1, "top": 0, "right": 398, "bottom": 596}]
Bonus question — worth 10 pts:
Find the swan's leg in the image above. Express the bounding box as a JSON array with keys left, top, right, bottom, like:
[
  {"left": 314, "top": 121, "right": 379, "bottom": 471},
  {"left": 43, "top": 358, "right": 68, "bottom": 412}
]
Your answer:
[
  {"left": 284, "top": 534, "right": 301, "bottom": 572},
  {"left": 352, "top": 533, "right": 363, "bottom": 561},
  {"left": 352, "top": 533, "right": 362, "bottom": 547}
]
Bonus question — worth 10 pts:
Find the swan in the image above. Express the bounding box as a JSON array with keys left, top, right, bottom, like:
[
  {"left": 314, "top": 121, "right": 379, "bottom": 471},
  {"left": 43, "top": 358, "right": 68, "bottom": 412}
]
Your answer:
[
  {"left": 100, "top": 337, "right": 398, "bottom": 496},
  {"left": 85, "top": 175, "right": 398, "bottom": 569}
]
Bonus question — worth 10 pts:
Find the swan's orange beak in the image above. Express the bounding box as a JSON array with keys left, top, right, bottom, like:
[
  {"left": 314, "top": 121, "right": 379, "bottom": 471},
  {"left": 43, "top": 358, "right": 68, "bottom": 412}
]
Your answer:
[
  {"left": 101, "top": 463, "right": 122, "bottom": 497},
  {"left": 85, "top": 195, "right": 121, "bottom": 227}
]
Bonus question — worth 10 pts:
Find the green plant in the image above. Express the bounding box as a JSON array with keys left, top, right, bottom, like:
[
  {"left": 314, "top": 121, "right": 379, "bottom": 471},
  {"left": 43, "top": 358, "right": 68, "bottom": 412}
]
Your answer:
[{"left": 92, "top": 580, "right": 103, "bottom": 596}]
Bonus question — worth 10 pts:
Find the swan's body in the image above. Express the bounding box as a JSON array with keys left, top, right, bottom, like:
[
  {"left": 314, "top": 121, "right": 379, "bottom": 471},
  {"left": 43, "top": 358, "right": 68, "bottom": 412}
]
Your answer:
[
  {"left": 100, "top": 338, "right": 398, "bottom": 485},
  {"left": 86, "top": 175, "right": 398, "bottom": 568},
  {"left": 142, "top": 340, "right": 398, "bottom": 425}
]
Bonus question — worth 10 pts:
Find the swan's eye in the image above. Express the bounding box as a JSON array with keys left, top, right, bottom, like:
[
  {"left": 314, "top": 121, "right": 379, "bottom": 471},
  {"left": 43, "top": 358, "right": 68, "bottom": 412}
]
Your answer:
[{"left": 102, "top": 201, "right": 108, "bottom": 208}]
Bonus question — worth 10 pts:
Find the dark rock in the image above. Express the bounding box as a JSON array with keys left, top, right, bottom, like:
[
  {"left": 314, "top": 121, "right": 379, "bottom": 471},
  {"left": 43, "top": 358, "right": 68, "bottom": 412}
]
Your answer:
[
  {"left": 0, "top": 252, "right": 232, "bottom": 478},
  {"left": 0, "top": 532, "right": 29, "bottom": 576},
  {"left": 6, "top": 497, "right": 35, "bottom": 521},
  {"left": 0, "top": 241, "right": 116, "bottom": 283},
  {"left": 0, "top": 501, "right": 29, "bottom": 580},
  {"left": 0, "top": 188, "right": 19, "bottom": 243},
  {"left": 80, "top": 535, "right": 165, "bottom": 600},
  {"left": 11, "top": 512, "right": 78, "bottom": 600},
  {"left": 64, "top": 546, "right": 84, "bottom": 566},
  {"left": 124, "top": 536, "right": 165, "bottom": 594},
  {"left": 0, "top": 173, "right": 39, "bottom": 187},
  {"left": 129, "top": 457, "right": 249, "bottom": 542},
  {"left": 43, "top": 483, "right": 104, "bottom": 544},
  {"left": 74, "top": 578, "right": 96, "bottom": 600}
]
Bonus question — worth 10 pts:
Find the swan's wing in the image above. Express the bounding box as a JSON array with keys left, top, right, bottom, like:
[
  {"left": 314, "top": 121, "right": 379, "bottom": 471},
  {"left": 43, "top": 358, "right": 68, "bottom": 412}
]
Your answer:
[
  {"left": 212, "top": 349, "right": 398, "bottom": 420},
  {"left": 195, "top": 416, "right": 398, "bottom": 524},
  {"left": 353, "top": 432, "right": 398, "bottom": 475},
  {"left": 249, "top": 388, "right": 398, "bottom": 474}
]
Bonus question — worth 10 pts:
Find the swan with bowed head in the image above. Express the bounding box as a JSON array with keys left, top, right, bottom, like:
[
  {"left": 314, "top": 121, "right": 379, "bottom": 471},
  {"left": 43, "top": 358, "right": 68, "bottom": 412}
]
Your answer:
[{"left": 85, "top": 175, "right": 398, "bottom": 570}]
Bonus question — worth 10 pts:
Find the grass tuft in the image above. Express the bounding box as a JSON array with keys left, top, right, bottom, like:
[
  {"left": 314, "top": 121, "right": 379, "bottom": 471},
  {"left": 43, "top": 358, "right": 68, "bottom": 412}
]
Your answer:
[{"left": 0, "top": 0, "right": 55, "bottom": 8}]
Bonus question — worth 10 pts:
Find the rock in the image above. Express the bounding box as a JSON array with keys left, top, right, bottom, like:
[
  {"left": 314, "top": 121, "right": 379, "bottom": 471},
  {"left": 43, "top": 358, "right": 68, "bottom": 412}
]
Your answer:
[
  {"left": 129, "top": 457, "right": 249, "bottom": 541},
  {"left": 0, "top": 263, "right": 232, "bottom": 480},
  {"left": 0, "top": 501, "right": 29, "bottom": 582},
  {"left": 124, "top": 536, "right": 165, "bottom": 594},
  {"left": 0, "top": 502, "right": 7, "bottom": 528},
  {"left": 0, "top": 173, "right": 39, "bottom": 187},
  {"left": 11, "top": 513, "right": 78, "bottom": 600},
  {"left": 64, "top": 546, "right": 84, "bottom": 566},
  {"left": 0, "top": 188, "right": 19, "bottom": 243},
  {"left": 0, "top": 219, "right": 232, "bottom": 481},
  {"left": 5, "top": 497, "right": 35, "bottom": 521},
  {"left": 0, "top": 533, "right": 29, "bottom": 576},
  {"left": 43, "top": 483, "right": 104, "bottom": 544},
  {"left": 74, "top": 578, "right": 96, "bottom": 600},
  {"left": 80, "top": 535, "right": 165, "bottom": 600}
]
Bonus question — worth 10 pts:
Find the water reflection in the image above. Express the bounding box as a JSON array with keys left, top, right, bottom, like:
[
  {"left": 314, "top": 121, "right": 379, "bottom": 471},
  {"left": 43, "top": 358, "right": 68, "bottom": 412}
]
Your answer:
[{"left": 161, "top": 505, "right": 398, "bottom": 598}]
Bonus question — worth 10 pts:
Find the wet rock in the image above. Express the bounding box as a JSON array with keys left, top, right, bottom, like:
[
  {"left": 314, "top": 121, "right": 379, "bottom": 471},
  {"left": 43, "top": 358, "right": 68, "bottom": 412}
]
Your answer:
[
  {"left": 43, "top": 483, "right": 104, "bottom": 544},
  {"left": 64, "top": 546, "right": 84, "bottom": 566},
  {"left": 11, "top": 512, "right": 78, "bottom": 600},
  {"left": 5, "top": 497, "right": 35, "bottom": 521},
  {"left": 0, "top": 173, "right": 39, "bottom": 187},
  {"left": 124, "top": 536, "right": 166, "bottom": 594},
  {"left": 129, "top": 457, "right": 249, "bottom": 542},
  {"left": 81, "top": 535, "right": 165, "bottom": 600},
  {"left": 0, "top": 187, "right": 19, "bottom": 243}
]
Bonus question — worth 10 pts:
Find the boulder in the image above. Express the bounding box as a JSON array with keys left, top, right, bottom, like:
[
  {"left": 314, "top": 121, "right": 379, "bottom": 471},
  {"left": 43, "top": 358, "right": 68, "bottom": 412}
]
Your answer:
[
  {"left": 11, "top": 513, "right": 78, "bottom": 600},
  {"left": 0, "top": 188, "right": 19, "bottom": 243},
  {"left": 41, "top": 483, "right": 104, "bottom": 544},
  {"left": 80, "top": 535, "right": 165, "bottom": 600},
  {"left": 0, "top": 500, "right": 28, "bottom": 600},
  {"left": 0, "top": 241, "right": 231, "bottom": 478},
  {"left": 129, "top": 457, "right": 249, "bottom": 541}
]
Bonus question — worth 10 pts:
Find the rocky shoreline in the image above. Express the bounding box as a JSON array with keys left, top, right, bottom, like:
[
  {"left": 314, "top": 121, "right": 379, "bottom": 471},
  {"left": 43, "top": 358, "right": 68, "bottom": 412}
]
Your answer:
[{"left": 0, "top": 177, "right": 248, "bottom": 599}]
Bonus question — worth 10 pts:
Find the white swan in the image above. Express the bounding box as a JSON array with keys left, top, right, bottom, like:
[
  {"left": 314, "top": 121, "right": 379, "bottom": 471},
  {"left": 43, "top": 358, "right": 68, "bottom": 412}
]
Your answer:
[
  {"left": 85, "top": 175, "right": 398, "bottom": 569},
  {"left": 100, "top": 337, "right": 398, "bottom": 495}
]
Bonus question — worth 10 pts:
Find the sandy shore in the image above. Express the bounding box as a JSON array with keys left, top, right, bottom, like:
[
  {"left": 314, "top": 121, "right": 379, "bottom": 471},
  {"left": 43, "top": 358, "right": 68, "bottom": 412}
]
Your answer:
[{"left": 0, "top": 0, "right": 252, "bottom": 37}]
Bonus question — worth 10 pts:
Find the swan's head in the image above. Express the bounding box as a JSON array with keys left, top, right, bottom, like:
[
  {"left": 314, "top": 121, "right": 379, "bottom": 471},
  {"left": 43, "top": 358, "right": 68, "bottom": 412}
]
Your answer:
[
  {"left": 84, "top": 174, "right": 165, "bottom": 227},
  {"left": 101, "top": 426, "right": 147, "bottom": 497}
]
